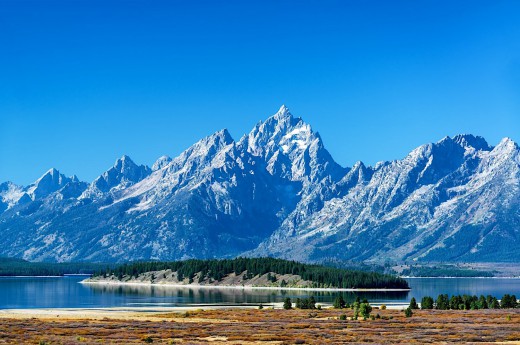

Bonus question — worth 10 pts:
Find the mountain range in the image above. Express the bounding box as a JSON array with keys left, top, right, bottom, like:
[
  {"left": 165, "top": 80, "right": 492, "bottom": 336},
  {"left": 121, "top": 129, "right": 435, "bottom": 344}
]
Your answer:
[{"left": 1, "top": 105, "right": 519, "bottom": 263}]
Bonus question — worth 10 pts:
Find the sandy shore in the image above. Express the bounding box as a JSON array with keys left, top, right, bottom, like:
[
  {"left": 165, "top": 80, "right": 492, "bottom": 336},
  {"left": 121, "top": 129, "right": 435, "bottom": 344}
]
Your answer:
[
  {"left": 0, "top": 306, "right": 254, "bottom": 321},
  {"left": 0, "top": 302, "right": 412, "bottom": 321}
]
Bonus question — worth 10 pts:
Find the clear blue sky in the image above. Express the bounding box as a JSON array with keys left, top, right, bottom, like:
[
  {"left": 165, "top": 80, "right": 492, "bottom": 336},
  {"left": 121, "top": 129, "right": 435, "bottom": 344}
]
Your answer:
[{"left": 1, "top": 0, "right": 519, "bottom": 185}]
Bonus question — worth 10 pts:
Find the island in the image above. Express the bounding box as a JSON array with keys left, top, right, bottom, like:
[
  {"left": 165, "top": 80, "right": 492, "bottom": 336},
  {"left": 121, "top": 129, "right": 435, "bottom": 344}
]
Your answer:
[{"left": 83, "top": 257, "right": 410, "bottom": 290}]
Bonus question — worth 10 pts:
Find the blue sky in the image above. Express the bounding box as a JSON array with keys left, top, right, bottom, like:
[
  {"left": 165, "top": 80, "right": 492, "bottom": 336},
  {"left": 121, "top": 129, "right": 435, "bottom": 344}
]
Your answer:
[{"left": 1, "top": 0, "right": 519, "bottom": 185}]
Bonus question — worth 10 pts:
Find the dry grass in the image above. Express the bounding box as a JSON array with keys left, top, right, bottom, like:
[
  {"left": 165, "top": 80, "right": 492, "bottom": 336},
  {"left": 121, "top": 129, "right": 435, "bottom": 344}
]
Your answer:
[{"left": 0, "top": 308, "right": 519, "bottom": 344}]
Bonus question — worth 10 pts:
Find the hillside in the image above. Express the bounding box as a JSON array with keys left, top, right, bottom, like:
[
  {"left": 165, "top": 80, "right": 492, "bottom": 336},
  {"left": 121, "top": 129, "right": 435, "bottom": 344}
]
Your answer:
[
  {"left": 1, "top": 106, "right": 519, "bottom": 263},
  {"left": 85, "top": 258, "right": 410, "bottom": 289}
]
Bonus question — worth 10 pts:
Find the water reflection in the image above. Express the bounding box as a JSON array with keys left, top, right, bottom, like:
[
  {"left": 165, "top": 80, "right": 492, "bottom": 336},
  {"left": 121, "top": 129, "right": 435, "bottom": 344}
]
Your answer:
[
  {"left": 1, "top": 277, "right": 519, "bottom": 309},
  {"left": 87, "top": 283, "right": 409, "bottom": 306}
]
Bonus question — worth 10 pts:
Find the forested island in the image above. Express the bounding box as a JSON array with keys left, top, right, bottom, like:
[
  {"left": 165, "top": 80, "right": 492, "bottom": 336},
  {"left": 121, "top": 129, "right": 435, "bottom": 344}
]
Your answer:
[
  {"left": 85, "top": 257, "right": 410, "bottom": 289},
  {"left": 0, "top": 257, "right": 110, "bottom": 276}
]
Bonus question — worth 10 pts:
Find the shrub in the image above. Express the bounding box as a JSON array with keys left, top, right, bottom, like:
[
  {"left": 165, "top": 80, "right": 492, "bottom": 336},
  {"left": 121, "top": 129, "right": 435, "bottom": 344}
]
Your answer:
[
  {"left": 142, "top": 336, "right": 153, "bottom": 343},
  {"left": 380, "top": 304, "right": 387, "bottom": 310},
  {"left": 258, "top": 303, "right": 264, "bottom": 310},
  {"left": 339, "top": 314, "right": 347, "bottom": 320},
  {"left": 404, "top": 307, "right": 413, "bottom": 318}
]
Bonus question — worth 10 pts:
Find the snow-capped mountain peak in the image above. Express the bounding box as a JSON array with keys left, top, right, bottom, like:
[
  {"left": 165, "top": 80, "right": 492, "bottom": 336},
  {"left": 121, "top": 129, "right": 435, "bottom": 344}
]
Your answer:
[
  {"left": 80, "top": 155, "right": 151, "bottom": 199},
  {"left": 452, "top": 134, "right": 492, "bottom": 151},
  {"left": 238, "top": 105, "right": 344, "bottom": 183},
  {"left": 273, "top": 104, "right": 291, "bottom": 119},
  {"left": 27, "top": 168, "right": 75, "bottom": 200},
  {"left": 0, "top": 182, "right": 24, "bottom": 210},
  {"left": 152, "top": 155, "right": 172, "bottom": 171},
  {"left": 0, "top": 106, "right": 518, "bottom": 264}
]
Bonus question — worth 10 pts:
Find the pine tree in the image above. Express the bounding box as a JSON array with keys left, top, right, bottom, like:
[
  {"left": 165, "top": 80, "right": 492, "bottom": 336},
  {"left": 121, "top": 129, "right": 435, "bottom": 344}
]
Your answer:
[
  {"left": 283, "top": 297, "right": 292, "bottom": 310},
  {"left": 421, "top": 296, "right": 434, "bottom": 309},
  {"left": 295, "top": 298, "right": 302, "bottom": 309},
  {"left": 436, "top": 294, "right": 449, "bottom": 310},
  {"left": 478, "top": 295, "right": 488, "bottom": 309},
  {"left": 404, "top": 307, "right": 413, "bottom": 317},
  {"left": 333, "top": 295, "right": 346, "bottom": 309},
  {"left": 359, "top": 303, "right": 372, "bottom": 318},
  {"left": 409, "top": 297, "right": 419, "bottom": 309},
  {"left": 490, "top": 297, "right": 500, "bottom": 309},
  {"left": 309, "top": 296, "right": 316, "bottom": 309}
]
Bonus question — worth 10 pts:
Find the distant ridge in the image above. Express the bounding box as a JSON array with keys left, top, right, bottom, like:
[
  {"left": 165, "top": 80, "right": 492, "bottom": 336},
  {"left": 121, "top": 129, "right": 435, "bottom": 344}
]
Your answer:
[{"left": 1, "top": 106, "right": 519, "bottom": 263}]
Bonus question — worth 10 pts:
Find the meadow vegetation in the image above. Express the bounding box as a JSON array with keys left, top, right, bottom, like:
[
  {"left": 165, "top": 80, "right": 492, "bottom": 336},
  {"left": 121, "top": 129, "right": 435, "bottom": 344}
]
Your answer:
[{"left": 1, "top": 307, "right": 519, "bottom": 344}]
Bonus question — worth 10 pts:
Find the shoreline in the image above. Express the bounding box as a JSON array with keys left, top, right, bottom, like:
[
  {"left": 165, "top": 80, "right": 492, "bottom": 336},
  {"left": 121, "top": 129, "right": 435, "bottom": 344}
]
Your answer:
[
  {"left": 0, "top": 302, "right": 411, "bottom": 320},
  {"left": 81, "top": 279, "right": 411, "bottom": 292},
  {"left": 401, "top": 276, "right": 520, "bottom": 279}
]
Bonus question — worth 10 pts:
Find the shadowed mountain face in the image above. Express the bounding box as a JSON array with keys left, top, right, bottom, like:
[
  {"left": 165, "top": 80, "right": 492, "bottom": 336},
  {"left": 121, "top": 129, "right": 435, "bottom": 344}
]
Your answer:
[{"left": 1, "top": 106, "right": 519, "bottom": 263}]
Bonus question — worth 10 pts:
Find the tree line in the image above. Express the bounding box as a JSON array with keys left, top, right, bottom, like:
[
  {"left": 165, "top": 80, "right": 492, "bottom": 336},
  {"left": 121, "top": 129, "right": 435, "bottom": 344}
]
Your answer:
[
  {"left": 97, "top": 257, "right": 410, "bottom": 289},
  {"left": 410, "top": 294, "right": 519, "bottom": 310},
  {"left": 0, "top": 257, "right": 110, "bottom": 276}
]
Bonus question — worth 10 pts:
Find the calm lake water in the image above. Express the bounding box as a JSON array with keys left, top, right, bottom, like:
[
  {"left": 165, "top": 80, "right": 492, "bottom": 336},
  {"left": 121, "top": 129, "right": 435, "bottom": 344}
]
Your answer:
[{"left": 0, "top": 276, "right": 519, "bottom": 309}]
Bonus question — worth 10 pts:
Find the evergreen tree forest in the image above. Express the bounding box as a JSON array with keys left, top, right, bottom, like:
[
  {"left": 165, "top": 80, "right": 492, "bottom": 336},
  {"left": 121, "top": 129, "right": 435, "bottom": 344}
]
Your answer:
[
  {"left": 423, "top": 294, "right": 518, "bottom": 310},
  {"left": 0, "top": 257, "right": 111, "bottom": 276}
]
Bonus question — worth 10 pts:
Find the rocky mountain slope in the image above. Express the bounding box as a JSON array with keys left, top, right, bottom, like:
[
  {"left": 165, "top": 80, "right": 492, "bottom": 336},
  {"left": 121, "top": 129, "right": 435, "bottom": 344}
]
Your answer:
[{"left": 1, "top": 106, "right": 518, "bottom": 263}]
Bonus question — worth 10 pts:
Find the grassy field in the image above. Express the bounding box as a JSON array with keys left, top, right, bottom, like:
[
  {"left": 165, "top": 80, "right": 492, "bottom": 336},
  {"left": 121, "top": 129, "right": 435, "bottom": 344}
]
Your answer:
[{"left": 1, "top": 308, "right": 519, "bottom": 344}]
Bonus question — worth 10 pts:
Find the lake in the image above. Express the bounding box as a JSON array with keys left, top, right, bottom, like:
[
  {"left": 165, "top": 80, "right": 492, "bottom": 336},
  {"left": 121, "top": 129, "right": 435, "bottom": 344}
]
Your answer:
[{"left": 1, "top": 276, "right": 519, "bottom": 309}]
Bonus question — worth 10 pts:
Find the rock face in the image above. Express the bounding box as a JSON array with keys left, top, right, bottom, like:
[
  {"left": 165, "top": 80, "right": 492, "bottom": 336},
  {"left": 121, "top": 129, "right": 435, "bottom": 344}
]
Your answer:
[{"left": 1, "top": 106, "right": 519, "bottom": 263}]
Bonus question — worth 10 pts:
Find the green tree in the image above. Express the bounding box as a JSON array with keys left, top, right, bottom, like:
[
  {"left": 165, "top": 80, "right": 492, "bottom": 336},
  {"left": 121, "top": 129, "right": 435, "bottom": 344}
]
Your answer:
[
  {"left": 450, "top": 295, "right": 462, "bottom": 310},
  {"left": 283, "top": 297, "right": 292, "bottom": 310},
  {"left": 421, "top": 296, "right": 434, "bottom": 309},
  {"left": 409, "top": 297, "right": 419, "bottom": 309},
  {"left": 436, "top": 294, "right": 449, "bottom": 310},
  {"left": 478, "top": 295, "right": 488, "bottom": 309},
  {"left": 404, "top": 307, "right": 413, "bottom": 317},
  {"left": 333, "top": 295, "right": 346, "bottom": 309},
  {"left": 353, "top": 301, "right": 360, "bottom": 319},
  {"left": 359, "top": 303, "right": 372, "bottom": 318},
  {"left": 501, "top": 294, "right": 513, "bottom": 309},
  {"left": 308, "top": 296, "right": 316, "bottom": 309},
  {"left": 295, "top": 298, "right": 302, "bottom": 309},
  {"left": 490, "top": 297, "right": 500, "bottom": 309}
]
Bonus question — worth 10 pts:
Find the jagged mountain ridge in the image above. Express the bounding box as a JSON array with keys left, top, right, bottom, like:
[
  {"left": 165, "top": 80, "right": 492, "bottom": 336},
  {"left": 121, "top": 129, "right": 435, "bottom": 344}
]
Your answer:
[{"left": 1, "top": 105, "right": 518, "bottom": 262}]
